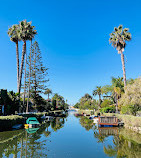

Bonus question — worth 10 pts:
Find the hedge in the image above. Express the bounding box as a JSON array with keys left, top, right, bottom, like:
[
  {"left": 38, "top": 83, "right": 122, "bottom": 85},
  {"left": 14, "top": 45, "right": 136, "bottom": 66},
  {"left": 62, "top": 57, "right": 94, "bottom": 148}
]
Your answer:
[
  {"left": 0, "top": 115, "right": 24, "bottom": 131},
  {"left": 103, "top": 113, "right": 141, "bottom": 128}
]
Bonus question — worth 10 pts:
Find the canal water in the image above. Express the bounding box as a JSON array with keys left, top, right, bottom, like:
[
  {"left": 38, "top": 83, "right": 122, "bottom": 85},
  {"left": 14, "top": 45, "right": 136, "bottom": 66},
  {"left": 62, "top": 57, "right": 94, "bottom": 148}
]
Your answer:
[{"left": 0, "top": 111, "right": 141, "bottom": 158}]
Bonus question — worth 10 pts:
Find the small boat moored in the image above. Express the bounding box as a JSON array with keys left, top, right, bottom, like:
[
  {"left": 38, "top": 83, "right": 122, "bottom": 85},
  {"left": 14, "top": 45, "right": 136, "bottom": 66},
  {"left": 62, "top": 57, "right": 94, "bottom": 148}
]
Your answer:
[
  {"left": 25, "top": 117, "right": 40, "bottom": 128},
  {"left": 41, "top": 114, "right": 53, "bottom": 121},
  {"left": 12, "top": 124, "right": 23, "bottom": 130}
]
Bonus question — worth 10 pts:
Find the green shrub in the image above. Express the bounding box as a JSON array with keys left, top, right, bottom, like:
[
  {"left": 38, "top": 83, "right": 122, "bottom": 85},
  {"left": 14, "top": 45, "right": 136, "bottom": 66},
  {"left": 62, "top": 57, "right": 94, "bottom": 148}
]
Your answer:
[
  {"left": 101, "top": 99, "right": 113, "bottom": 108},
  {"left": 100, "top": 106, "right": 116, "bottom": 113},
  {"left": 121, "top": 104, "right": 141, "bottom": 116},
  {"left": 119, "top": 78, "right": 141, "bottom": 116}
]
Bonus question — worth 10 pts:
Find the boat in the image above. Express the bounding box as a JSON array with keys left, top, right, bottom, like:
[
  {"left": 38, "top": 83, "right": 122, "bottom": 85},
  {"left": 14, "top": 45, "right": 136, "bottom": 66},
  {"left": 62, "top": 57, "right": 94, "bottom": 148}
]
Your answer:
[
  {"left": 25, "top": 117, "right": 40, "bottom": 128},
  {"left": 75, "top": 113, "right": 83, "bottom": 116},
  {"left": 41, "top": 114, "right": 53, "bottom": 121},
  {"left": 46, "top": 116, "right": 53, "bottom": 121},
  {"left": 12, "top": 124, "right": 23, "bottom": 130},
  {"left": 26, "top": 127, "right": 39, "bottom": 134}
]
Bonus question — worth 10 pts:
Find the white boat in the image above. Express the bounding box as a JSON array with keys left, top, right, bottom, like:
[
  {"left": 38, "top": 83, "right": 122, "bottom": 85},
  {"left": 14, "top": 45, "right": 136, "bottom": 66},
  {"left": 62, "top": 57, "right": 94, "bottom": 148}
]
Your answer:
[
  {"left": 46, "top": 116, "right": 53, "bottom": 121},
  {"left": 41, "top": 114, "right": 53, "bottom": 121},
  {"left": 93, "top": 118, "right": 99, "bottom": 124}
]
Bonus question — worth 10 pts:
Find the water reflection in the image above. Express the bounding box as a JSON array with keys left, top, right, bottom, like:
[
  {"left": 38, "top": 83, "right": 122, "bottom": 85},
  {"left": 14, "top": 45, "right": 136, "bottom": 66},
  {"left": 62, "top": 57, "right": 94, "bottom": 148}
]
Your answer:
[
  {"left": 0, "top": 114, "right": 141, "bottom": 158},
  {"left": 0, "top": 117, "right": 67, "bottom": 158},
  {"left": 79, "top": 116, "right": 141, "bottom": 158},
  {"left": 79, "top": 116, "right": 93, "bottom": 131}
]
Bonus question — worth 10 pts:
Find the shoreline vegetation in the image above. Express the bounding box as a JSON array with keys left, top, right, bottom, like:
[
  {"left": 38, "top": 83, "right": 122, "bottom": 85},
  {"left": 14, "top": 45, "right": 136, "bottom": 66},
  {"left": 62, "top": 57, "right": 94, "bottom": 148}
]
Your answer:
[
  {"left": 0, "top": 110, "right": 67, "bottom": 131},
  {"left": 103, "top": 113, "right": 141, "bottom": 134},
  {"left": 76, "top": 109, "right": 141, "bottom": 134}
]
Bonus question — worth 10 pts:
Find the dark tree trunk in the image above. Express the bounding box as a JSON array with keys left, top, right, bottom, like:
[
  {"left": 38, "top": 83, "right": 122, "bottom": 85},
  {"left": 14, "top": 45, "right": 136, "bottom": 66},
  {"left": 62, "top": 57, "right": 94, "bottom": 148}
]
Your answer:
[
  {"left": 98, "top": 94, "right": 101, "bottom": 108},
  {"left": 120, "top": 51, "right": 126, "bottom": 86},
  {"left": 23, "top": 53, "right": 27, "bottom": 109},
  {"left": 16, "top": 41, "right": 19, "bottom": 92},
  {"left": 115, "top": 93, "right": 118, "bottom": 113},
  {"left": 27, "top": 40, "right": 32, "bottom": 113},
  {"left": 18, "top": 40, "right": 26, "bottom": 113},
  {"left": 18, "top": 40, "right": 26, "bottom": 93}
]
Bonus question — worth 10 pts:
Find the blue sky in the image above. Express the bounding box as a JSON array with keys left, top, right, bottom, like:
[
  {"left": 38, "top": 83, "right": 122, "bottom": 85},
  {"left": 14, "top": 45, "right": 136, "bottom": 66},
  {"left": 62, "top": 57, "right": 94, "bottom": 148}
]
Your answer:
[{"left": 0, "top": 0, "right": 141, "bottom": 105}]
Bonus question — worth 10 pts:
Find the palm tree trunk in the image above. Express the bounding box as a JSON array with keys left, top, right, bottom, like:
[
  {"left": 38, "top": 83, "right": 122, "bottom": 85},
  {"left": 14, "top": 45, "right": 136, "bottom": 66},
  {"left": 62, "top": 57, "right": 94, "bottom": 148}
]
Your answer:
[
  {"left": 16, "top": 41, "right": 19, "bottom": 92},
  {"left": 98, "top": 94, "right": 101, "bottom": 108},
  {"left": 18, "top": 40, "right": 26, "bottom": 113},
  {"left": 23, "top": 52, "right": 27, "bottom": 110},
  {"left": 120, "top": 51, "right": 126, "bottom": 86},
  {"left": 27, "top": 40, "right": 32, "bottom": 113},
  {"left": 48, "top": 94, "right": 49, "bottom": 100},
  {"left": 18, "top": 41, "right": 26, "bottom": 93},
  {"left": 115, "top": 93, "right": 118, "bottom": 113}
]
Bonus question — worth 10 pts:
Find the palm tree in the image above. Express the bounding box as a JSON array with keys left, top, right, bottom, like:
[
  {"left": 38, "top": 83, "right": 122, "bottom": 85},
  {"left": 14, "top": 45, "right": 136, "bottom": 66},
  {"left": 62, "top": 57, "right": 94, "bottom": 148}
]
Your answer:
[
  {"left": 93, "top": 86, "right": 103, "bottom": 107},
  {"left": 109, "top": 25, "right": 131, "bottom": 86},
  {"left": 8, "top": 24, "right": 21, "bottom": 91},
  {"left": 18, "top": 20, "right": 31, "bottom": 95},
  {"left": 44, "top": 88, "right": 52, "bottom": 100},
  {"left": 111, "top": 77, "right": 124, "bottom": 113}
]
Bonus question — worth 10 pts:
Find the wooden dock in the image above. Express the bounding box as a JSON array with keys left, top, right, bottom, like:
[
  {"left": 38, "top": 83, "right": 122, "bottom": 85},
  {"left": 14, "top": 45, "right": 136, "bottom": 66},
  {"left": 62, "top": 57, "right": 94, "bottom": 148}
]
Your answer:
[{"left": 98, "top": 116, "right": 118, "bottom": 126}]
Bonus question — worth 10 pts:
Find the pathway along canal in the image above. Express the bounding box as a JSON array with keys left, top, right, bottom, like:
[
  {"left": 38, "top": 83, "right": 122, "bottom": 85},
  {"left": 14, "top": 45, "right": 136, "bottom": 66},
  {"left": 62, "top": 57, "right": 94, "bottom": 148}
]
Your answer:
[{"left": 0, "top": 111, "right": 141, "bottom": 158}]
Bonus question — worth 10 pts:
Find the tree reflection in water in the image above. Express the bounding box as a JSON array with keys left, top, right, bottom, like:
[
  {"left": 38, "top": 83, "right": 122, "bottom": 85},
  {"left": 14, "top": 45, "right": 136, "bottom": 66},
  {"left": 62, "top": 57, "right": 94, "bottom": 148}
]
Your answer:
[
  {"left": 0, "top": 116, "right": 67, "bottom": 158},
  {"left": 79, "top": 116, "right": 94, "bottom": 131},
  {"left": 94, "top": 127, "right": 141, "bottom": 158},
  {"left": 78, "top": 116, "right": 141, "bottom": 158}
]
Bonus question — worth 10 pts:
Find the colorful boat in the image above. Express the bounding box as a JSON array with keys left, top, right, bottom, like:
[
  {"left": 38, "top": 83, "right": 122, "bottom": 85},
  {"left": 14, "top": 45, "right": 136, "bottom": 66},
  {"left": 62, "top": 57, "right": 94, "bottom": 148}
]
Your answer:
[
  {"left": 25, "top": 117, "right": 40, "bottom": 128},
  {"left": 26, "top": 127, "right": 39, "bottom": 134}
]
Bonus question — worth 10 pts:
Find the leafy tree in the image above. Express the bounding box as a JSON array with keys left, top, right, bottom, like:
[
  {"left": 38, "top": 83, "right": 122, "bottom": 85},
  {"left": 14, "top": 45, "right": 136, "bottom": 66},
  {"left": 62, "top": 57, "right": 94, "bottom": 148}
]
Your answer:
[
  {"left": 74, "top": 102, "right": 80, "bottom": 108},
  {"left": 52, "top": 93, "right": 65, "bottom": 107},
  {"left": 77, "top": 93, "right": 98, "bottom": 110},
  {"left": 101, "top": 99, "right": 113, "bottom": 108},
  {"left": 109, "top": 25, "right": 131, "bottom": 86},
  {"left": 119, "top": 78, "right": 141, "bottom": 115}
]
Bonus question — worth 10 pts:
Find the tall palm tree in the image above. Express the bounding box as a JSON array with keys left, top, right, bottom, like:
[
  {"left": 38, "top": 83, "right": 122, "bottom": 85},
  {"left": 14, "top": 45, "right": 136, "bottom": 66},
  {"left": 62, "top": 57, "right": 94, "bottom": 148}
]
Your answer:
[
  {"left": 18, "top": 20, "right": 31, "bottom": 95},
  {"left": 93, "top": 86, "right": 103, "bottom": 108},
  {"left": 16, "top": 20, "right": 34, "bottom": 113},
  {"left": 44, "top": 88, "right": 52, "bottom": 100},
  {"left": 109, "top": 25, "right": 131, "bottom": 86},
  {"left": 8, "top": 24, "right": 21, "bottom": 91}
]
